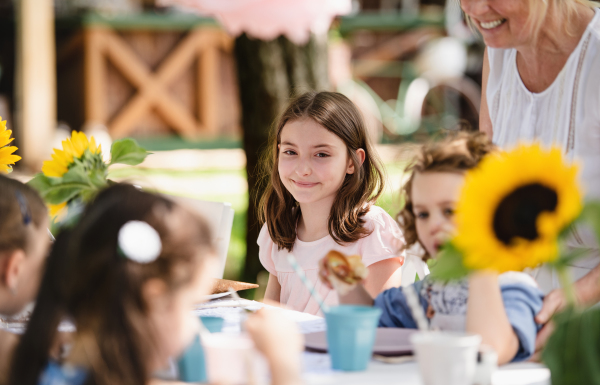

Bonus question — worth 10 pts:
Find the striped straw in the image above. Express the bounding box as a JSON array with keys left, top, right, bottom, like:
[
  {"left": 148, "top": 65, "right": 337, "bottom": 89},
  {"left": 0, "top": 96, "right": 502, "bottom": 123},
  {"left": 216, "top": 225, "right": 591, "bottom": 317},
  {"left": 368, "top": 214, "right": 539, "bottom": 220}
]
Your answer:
[
  {"left": 285, "top": 253, "right": 330, "bottom": 313},
  {"left": 403, "top": 284, "right": 429, "bottom": 331}
]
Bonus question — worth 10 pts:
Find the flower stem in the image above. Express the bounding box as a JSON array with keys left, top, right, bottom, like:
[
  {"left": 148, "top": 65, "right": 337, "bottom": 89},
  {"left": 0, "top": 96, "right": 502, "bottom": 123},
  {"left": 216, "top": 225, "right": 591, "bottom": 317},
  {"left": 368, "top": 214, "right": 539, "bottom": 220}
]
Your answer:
[{"left": 558, "top": 266, "right": 578, "bottom": 307}]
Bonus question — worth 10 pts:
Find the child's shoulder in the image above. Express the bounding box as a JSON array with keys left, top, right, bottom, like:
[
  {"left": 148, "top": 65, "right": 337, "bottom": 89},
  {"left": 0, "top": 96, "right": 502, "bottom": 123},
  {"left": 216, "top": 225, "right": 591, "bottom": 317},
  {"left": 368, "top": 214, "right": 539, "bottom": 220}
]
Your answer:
[
  {"left": 38, "top": 362, "right": 88, "bottom": 385},
  {"left": 355, "top": 206, "right": 404, "bottom": 263},
  {"left": 498, "top": 271, "right": 539, "bottom": 289},
  {"left": 258, "top": 223, "right": 271, "bottom": 245},
  {"left": 363, "top": 205, "right": 399, "bottom": 229}
]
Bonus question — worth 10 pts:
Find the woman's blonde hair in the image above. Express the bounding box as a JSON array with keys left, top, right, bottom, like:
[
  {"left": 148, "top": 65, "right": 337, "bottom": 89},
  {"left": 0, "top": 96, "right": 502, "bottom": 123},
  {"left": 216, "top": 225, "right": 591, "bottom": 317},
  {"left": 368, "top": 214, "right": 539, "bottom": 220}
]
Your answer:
[
  {"left": 397, "top": 132, "right": 497, "bottom": 261},
  {"left": 462, "top": 0, "right": 599, "bottom": 40},
  {"left": 259, "top": 91, "right": 385, "bottom": 251}
]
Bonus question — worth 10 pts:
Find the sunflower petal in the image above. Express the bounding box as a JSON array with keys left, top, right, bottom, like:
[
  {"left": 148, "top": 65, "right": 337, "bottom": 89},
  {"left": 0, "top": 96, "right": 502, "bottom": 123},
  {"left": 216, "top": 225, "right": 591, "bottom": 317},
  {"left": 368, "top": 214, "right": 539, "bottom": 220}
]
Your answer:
[
  {"left": 49, "top": 202, "right": 67, "bottom": 219},
  {"left": 0, "top": 120, "right": 20, "bottom": 172},
  {"left": 41, "top": 130, "right": 105, "bottom": 178}
]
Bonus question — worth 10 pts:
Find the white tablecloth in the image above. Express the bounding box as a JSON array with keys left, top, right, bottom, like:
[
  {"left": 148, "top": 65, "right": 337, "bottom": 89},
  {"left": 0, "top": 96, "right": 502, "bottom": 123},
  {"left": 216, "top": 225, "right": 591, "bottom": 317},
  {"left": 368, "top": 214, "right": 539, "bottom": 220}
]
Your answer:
[{"left": 194, "top": 297, "right": 551, "bottom": 385}]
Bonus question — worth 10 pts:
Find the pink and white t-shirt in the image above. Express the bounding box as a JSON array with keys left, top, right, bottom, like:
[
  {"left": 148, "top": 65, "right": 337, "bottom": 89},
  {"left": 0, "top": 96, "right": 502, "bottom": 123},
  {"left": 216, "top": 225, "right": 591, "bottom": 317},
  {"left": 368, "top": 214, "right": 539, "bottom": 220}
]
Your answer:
[{"left": 258, "top": 206, "right": 404, "bottom": 315}]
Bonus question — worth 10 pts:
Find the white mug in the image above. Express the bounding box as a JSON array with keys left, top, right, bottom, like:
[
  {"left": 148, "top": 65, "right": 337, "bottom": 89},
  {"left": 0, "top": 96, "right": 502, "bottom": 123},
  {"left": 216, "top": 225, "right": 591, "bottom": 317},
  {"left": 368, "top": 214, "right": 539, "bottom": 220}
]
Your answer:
[
  {"left": 202, "top": 332, "right": 269, "bottom": 385},
  {"left": 410, "top": 331, "right": 482, "bottom": 385}
]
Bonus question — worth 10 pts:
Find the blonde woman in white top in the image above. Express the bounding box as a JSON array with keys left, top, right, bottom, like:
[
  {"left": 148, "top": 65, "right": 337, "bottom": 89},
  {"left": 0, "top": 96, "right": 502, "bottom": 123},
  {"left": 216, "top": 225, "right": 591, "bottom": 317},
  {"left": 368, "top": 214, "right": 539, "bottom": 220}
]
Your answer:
[{"left": 460, "top": 0, "right": 600, "bottom": 355}]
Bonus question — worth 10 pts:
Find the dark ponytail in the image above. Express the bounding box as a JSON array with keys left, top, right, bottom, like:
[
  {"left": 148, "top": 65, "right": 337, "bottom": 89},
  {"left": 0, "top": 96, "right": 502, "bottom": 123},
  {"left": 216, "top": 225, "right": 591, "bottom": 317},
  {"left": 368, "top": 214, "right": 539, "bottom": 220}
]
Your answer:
[
  {"left": 10, "top": 184, "right": 215, "bottom": 385},
  {"left": 9, "top": 228, "right": 72, "bottom": 385}
]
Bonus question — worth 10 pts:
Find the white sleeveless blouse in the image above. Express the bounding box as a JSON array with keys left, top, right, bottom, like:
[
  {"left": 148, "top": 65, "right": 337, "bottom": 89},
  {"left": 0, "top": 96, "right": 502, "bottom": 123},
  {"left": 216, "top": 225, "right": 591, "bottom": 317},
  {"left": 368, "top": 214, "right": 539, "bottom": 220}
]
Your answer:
[{"left": 487, "top": 9, "right": 600, "bottom": 293}]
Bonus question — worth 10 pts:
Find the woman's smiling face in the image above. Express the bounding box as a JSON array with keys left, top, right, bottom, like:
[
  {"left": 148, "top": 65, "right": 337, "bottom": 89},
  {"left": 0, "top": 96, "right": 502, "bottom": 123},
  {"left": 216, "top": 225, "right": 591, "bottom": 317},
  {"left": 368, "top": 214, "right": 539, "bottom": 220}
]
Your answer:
[
  {"left": 460, "top": 0, "right": 533, "bottom": 48},
  {"left": 277, "top": 118, "right": 355, "bottom": 207}
]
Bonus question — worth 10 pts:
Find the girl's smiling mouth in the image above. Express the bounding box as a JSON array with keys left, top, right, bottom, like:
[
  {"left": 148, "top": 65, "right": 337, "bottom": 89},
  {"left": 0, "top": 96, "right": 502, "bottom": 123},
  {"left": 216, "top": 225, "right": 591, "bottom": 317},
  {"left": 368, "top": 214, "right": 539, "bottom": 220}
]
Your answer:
[{"left": 292, "top": 180, "right": 319, "bottom": 188}]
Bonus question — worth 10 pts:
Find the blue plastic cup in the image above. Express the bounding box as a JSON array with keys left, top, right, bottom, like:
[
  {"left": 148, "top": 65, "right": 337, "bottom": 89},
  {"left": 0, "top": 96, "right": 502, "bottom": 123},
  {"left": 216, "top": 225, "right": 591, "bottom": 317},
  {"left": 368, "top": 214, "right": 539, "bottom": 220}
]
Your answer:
[
  {"left": 324, "top": 305, "right": 382, "bottom": 371},
  {"left": 177, "top": 335, "right": 207, "bottom": 383},
  {"left": 200, "top": 316, "right": 224, "bottom": 333},
  {"left": 177, "top": 317, "right": 224, "bottom": 382}
]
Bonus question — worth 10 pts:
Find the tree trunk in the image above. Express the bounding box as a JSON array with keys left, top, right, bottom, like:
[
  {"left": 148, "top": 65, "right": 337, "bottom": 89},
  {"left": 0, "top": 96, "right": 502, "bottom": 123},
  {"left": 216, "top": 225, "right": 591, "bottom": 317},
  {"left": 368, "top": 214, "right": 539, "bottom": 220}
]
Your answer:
[
  {"left": 234, "top": 33, "right": 328, "bottom": 288},
  {"left": 15, "top": 0, "right": 56, "bottom": 170}
]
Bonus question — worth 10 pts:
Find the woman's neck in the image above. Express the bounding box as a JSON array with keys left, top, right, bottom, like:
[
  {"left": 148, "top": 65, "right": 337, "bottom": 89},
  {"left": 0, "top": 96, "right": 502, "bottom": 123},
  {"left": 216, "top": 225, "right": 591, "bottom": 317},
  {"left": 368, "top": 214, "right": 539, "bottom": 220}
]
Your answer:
[
  {"left": 516, "top": 4, "right": 594, "bottom": 92},
  {"left": 522, "top": 6, "right": 592, "bottom": 56},
  {"left": 296, "top": 198, "right": 334, "bottom": 242}
]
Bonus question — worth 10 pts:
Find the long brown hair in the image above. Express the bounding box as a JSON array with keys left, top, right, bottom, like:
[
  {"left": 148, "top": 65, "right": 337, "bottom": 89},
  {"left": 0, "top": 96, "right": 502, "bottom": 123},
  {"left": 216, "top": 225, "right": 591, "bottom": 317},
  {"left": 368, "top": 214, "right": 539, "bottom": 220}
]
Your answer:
[
  {"left": 258, "top": 91, "right": 385, "bottom": 251},
  {"left": 10, "top": 184, "right": 215, "bottom": 385},
  {"left": 397, "top": 132, "right": 497, "bottom": 261}
]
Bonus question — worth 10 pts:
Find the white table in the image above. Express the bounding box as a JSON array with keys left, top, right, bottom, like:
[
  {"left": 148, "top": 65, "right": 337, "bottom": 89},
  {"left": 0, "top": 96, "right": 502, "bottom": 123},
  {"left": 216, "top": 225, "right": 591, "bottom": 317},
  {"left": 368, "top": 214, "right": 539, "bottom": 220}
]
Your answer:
[{"left": 194, "top": 297, "right": 551, "bottom": 385}]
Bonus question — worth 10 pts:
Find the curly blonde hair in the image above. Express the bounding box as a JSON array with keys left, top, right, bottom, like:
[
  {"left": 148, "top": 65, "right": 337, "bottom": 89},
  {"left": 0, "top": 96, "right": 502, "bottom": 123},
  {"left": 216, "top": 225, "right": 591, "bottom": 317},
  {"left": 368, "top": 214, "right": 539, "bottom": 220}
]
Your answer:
[{"left": 397, "top": 132, "right": 497, "bottom": 261}]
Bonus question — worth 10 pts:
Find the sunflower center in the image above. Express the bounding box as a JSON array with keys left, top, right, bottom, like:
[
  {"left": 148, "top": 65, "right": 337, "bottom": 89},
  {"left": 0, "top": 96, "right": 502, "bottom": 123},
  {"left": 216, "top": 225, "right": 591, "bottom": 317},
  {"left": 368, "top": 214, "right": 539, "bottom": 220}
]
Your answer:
[{"left": 492, "top": 184, "right": 558, "bottom": 245}]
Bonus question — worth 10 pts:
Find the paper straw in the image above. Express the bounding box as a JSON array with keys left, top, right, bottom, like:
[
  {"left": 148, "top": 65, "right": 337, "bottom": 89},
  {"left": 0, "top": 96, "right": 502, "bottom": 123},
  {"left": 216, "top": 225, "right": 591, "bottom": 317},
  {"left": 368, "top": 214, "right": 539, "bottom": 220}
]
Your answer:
[
  {"left": 403, "top": 284, "right": 429, "bottom": 331},
  {"left": 285, "top": 253, "right": 330, "bottom": 313},
  {"left": 228, "top": 288, "right": 253, "bottom": 314},
  {"left": 228, "top": 288, "right": 246, "bottom": 306}
]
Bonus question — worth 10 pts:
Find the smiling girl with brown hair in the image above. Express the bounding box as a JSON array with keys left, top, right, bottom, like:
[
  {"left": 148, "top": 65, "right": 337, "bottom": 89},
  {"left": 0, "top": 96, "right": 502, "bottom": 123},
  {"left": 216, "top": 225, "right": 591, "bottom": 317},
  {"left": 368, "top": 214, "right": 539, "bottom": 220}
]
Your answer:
[{"left": 258, "top": 91, "right": 404, "bottom": 315}]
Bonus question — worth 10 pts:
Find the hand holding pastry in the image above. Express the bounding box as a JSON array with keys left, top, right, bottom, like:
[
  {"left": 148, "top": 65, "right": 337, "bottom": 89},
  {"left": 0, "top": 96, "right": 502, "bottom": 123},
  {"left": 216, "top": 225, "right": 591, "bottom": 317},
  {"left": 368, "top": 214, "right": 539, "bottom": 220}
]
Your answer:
[{"left": 318, "top": 250, "right": 368, "bottom": 295}]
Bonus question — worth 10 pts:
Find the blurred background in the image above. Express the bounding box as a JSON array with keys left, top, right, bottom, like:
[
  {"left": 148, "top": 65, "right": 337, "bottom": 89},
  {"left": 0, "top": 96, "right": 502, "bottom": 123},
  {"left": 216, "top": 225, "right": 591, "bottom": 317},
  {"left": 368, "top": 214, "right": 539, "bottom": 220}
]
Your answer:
[{"left": 0, "top": 0, "right": 483, "bottom": 299}]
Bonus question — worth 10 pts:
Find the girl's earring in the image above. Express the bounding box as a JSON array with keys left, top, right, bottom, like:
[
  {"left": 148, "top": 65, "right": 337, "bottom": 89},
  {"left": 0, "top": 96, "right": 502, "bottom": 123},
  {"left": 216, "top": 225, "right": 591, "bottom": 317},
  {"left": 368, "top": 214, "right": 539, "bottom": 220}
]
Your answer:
[{"left": 10, "top": 287, "right": 17, "bottom": 296}]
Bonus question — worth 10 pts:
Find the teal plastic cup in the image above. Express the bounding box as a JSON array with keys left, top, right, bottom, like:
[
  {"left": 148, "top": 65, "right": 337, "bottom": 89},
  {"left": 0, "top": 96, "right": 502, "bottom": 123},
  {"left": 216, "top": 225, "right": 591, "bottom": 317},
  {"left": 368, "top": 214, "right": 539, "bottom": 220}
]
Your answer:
[
  {"left": 177, "top": 317, "right": 224, "bottom": 382},
  {"left": 200, "top": 316, "right": 224, "bottom": 333},
  {"left": 324, "top": 305, "right": 382, "bottom": 371},
  {"left": 177, "top": 335, "right": 207, "bottom": 383}
]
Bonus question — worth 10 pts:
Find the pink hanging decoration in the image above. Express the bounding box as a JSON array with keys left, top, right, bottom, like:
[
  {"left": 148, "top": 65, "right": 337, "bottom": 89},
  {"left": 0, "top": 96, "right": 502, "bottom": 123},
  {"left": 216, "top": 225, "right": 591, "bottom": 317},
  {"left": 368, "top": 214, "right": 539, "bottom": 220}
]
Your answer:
[{"left": 158, "top": 0, "right": 352, "bottom": 44}]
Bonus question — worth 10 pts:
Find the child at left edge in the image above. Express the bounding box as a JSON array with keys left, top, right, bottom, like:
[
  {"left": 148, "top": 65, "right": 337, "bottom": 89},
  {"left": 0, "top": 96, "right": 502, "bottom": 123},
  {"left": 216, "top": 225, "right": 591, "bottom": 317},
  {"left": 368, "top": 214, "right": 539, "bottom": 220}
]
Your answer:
[
  {"left": 258, "top": 91, "right": 404, "bottom": 315},
  {"left": 320, "top": 133, "right": 544, "bottom": 364}
]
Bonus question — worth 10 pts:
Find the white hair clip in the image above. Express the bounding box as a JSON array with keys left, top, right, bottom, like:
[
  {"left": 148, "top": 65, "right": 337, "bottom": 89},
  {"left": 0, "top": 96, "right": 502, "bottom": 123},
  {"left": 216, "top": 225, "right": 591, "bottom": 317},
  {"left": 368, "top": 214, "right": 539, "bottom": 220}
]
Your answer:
[{"left": 118, "top": 221, "right": 162, "bottom": 263}]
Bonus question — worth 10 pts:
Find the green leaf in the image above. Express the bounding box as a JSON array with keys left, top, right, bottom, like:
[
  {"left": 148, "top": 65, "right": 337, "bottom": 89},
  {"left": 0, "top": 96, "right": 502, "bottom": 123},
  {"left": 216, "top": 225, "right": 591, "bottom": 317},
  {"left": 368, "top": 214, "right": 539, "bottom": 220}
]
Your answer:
[
  {"left": 581, "top": 202, "right": 600, "bottom": 245},
  {"left": 88, "top": 167, "right": 109, "bottom": 189},
  {"left": 109, "top": 138, "right": 150, "bottom": 166},
  {"left": 62, "top": 163, "right": 90, "bottom": 184},
  {"left": 426, "top": 258, "right": 438, "bottom": 270},
  {"left": 543, "top": 307, "right": 600, "bottom": 384},
  {"left": 554, "top": 248, "right": 592, "bottom": 269},
  {"left": 41, "top": 183, "right": 88, "bottom": 205},
  {"left": 27, "top": 173, "right": 53, "bottom": 194},
  {"left": 28, "top": 167, "right": 95, "bottom": 205},
  {"left": 429, "top": 242, "right": 470, "bottom": 281}
]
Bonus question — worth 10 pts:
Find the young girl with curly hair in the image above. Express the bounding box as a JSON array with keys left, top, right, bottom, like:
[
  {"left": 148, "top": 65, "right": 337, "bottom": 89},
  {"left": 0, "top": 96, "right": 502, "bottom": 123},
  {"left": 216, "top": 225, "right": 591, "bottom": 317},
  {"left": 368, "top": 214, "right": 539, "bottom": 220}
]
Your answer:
[{"left": 321, "top": 132, "right": 544, "bottom": 364}]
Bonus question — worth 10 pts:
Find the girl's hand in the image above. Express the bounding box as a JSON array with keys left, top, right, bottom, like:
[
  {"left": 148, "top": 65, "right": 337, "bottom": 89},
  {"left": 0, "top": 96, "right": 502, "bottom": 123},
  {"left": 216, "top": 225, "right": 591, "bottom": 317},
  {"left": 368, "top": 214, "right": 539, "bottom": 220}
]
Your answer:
[
  {"left": 318, "top": 257, "right": 334, "bottom": 289},
  {"left": 245, "top": 309, "right": 303, "bottom": 385},
  {"left": 245, "top": 309, "right": 303, "bottom": 360}
]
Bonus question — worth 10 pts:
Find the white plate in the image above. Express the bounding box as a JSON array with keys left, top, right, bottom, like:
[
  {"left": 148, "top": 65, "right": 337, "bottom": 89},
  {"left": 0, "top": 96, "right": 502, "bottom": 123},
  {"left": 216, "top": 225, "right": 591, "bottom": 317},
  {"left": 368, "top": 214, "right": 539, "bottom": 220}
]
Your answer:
[
  {"left": 203, "top": 292, "right": 233, "bottom": 301},
  {"left": 304, "top": 327, "right": 416, "bottom": 356}
]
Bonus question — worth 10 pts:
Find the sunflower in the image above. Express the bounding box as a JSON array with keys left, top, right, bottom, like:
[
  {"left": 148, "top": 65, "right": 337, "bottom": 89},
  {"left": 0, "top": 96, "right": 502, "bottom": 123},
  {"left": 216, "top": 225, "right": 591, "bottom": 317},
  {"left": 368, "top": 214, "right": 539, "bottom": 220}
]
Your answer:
[
  {"left": 0, "top": 117, "right": 21, "bottom": 173},
  {"left": 48, "top": 202, "right": 68, "bottom": 221},
  {"left": 42, "top": 131, "right": 102, "bottom": 178},
  {"left": 453, "top": 144, "right": 582, "bottom": 272}
]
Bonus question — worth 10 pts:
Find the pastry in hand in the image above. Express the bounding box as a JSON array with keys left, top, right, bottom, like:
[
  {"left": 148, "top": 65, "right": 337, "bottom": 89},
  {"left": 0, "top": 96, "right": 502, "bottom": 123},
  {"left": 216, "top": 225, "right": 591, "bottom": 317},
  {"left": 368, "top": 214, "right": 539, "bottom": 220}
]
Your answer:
[
  {"left": 211, "top": 278, "right": 259, "bottom": 294},
  {"left": 322, "top": 250, "right": 368, "bottom": 295}
]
